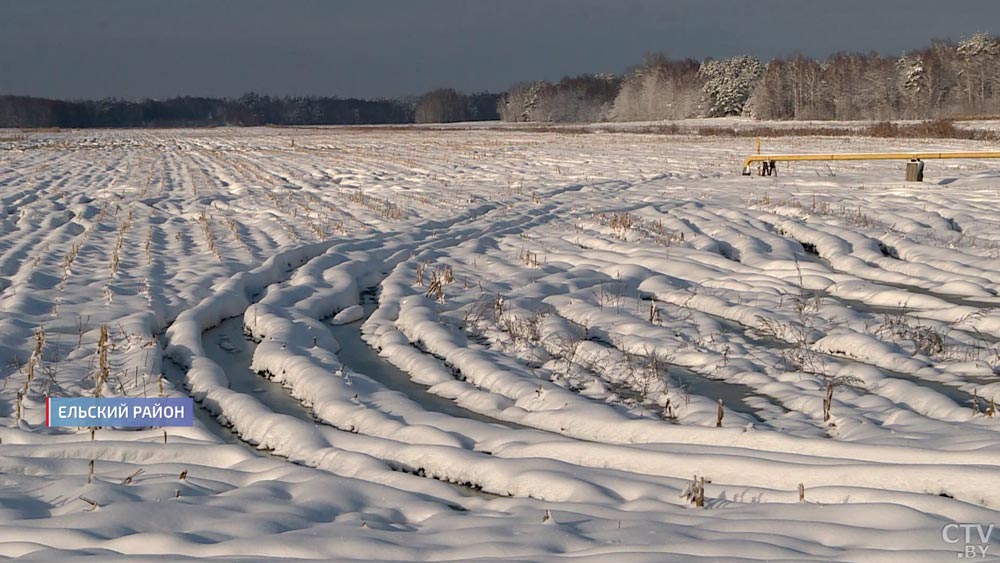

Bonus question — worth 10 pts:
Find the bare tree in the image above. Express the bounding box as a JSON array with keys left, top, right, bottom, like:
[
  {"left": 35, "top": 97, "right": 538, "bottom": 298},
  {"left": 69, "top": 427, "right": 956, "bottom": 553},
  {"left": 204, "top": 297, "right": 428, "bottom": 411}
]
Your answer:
[
  {"left": 745, "top": 58, "right": 794, "bottom": 119},
  {"left": 414, "top": 89, "right": 470, "bottom": 123},
  {"left": 957, "top": 33, "right": 1000, "bottom": 113},
  {"left": 610, "top": 54, "right": 701, "bottom": 121},
  {"left": 533, "top": 75, "right": 620, "bottom": 122}
]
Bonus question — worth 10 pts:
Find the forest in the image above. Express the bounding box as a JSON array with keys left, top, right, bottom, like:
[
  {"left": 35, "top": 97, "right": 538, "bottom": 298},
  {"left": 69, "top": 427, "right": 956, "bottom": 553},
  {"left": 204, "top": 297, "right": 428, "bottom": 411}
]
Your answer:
[
  {"left": 501, "top": 33, "right": 1000, "bottom": 122},
  {"left": 0, "top": 91, "right": 501, "bottom": 128}
]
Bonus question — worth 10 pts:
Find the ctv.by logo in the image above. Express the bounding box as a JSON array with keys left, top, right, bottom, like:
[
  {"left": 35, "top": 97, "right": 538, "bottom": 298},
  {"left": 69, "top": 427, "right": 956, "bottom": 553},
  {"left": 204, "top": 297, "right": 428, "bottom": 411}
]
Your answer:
[{"left": 943, "top": 523, "right": 995, "bottom": 559}]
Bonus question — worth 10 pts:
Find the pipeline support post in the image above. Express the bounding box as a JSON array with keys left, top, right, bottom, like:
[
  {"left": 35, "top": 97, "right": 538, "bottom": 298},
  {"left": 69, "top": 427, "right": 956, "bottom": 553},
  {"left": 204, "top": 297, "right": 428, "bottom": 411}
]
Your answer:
[{"left": 905, "top": 159, "right": 924, "bottom": 182}]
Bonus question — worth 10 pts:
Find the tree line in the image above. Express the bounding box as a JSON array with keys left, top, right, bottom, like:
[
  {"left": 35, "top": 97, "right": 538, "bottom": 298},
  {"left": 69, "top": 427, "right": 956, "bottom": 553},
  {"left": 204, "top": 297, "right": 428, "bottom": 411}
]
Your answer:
[
  {"left": 501, "top": 33, "right": 1000, "bottom": 122},
  {"left": 5, "top": 34, "right": 999, "bottom": 127},
  {"left": 0, "top": 90, "right": 501, "bottom": 128}
]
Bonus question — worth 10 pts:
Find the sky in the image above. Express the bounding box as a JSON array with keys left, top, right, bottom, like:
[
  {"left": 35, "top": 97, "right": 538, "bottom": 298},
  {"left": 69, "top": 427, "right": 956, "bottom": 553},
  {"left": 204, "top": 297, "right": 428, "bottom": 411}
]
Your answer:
[{"left": 2, "top": 0, "right": 999, "bottom": 100}]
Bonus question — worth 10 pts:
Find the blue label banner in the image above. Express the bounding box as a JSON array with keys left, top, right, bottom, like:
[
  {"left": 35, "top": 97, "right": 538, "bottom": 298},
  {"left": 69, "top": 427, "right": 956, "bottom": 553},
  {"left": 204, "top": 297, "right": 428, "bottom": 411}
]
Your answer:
[{"left": 47, "top": 397, "right": 194, "bottom": 427}]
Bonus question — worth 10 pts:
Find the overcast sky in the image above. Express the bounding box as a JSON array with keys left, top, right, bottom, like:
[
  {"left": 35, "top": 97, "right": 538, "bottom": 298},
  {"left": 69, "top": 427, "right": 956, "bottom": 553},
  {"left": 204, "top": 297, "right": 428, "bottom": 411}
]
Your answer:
[{"left": 2, "top": 0, "right": 999, "bottom": 100}]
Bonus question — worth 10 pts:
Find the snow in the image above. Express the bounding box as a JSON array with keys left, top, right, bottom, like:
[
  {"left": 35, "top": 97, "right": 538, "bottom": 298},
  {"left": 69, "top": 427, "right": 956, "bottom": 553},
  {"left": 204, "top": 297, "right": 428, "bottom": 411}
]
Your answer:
[{"left": 1, "top": 125, "right": 1000, "bottom": 560}]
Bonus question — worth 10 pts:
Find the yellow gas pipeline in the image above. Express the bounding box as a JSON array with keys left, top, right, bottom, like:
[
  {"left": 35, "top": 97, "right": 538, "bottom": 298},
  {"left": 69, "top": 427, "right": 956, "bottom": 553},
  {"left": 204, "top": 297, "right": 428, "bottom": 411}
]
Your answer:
[{"left": 742, "top": 147, "right": 1000, "bottom": 179}]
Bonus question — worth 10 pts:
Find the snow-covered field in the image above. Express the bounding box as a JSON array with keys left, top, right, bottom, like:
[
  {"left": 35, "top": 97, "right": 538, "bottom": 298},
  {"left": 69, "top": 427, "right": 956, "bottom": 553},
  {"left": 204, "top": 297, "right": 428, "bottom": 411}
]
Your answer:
[{"left": 2, "top": 126, "right": 1000, "bottom": 561}]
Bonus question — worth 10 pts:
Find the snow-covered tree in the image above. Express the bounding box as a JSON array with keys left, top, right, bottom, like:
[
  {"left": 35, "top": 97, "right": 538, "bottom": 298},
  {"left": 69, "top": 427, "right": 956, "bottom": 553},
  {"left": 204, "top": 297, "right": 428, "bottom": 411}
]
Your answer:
[
  {"left": 896, "top": 40, "right": 962, "bottom": 117},
  {"left": 957, "top": 32, "right": 1000, "bottom": 111},
  {"left": 698, "top": 55, "right": 762, "bottom": 117},
  {"left": 499, "top": 83, "right": 544, "bottom": 122},
  {"left": 499, "top": 76, "right": 619, "bottom": 123},
  {"left": 897, "top": 54, "right": 928, "bottom": 116}
]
